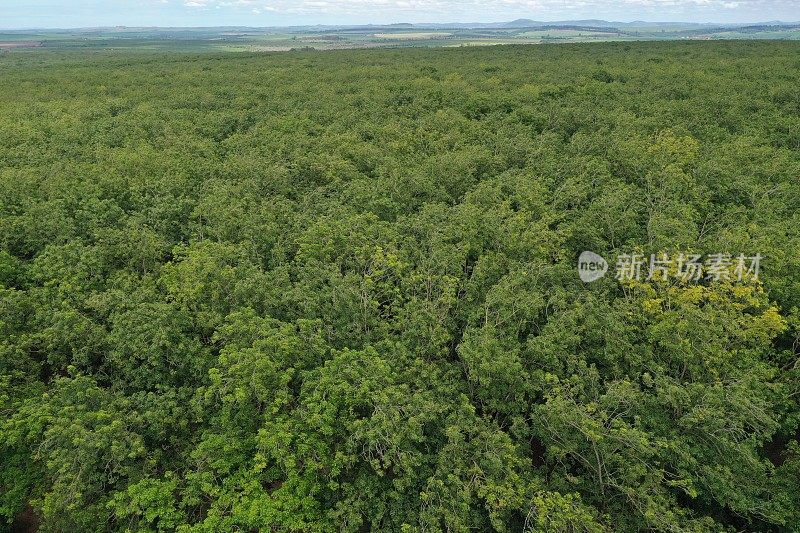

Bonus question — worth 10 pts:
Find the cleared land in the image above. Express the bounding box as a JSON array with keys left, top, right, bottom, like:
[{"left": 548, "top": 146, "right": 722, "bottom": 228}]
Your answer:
[
  {"left": 0, "top": 23, "right": 798, "bottom": 52},
  {"left": 374, "top": 32, "right": 454, "bottom": 39},
  {"left": 0, "top": 41, "right": 42, "bottom": 49}
]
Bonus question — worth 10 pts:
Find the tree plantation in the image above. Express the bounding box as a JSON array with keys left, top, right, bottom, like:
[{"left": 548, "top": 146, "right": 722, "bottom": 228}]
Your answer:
[{"left": 1, "top": 41, "right": 799, "bottom": 532}]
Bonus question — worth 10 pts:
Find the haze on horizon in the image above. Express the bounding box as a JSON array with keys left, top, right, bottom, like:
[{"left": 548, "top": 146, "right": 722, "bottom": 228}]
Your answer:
[{"left": 2, "top": 0, "right": 799, "bottom": 30}]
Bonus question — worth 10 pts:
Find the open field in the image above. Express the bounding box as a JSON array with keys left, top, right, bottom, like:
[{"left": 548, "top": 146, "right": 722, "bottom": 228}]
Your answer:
[
  {"left": 374, "top": 32, "right": 454, "bottom": 39},
  {"left": 0, "top": 22, "right": 798, "bottom": 52},
  {"left": 0, "top": 41, "right": 42, "bottom": 49}
]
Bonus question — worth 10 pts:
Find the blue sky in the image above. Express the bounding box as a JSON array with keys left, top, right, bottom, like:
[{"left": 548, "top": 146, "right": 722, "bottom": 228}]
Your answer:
[{"left": 2, "top": 0, "right": 799, "bottom": 29}]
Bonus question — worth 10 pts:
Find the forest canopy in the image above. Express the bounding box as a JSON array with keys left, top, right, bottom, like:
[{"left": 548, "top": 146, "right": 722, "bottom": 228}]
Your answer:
[{"left": 1, "top": 41, "right": 800, "bottom": 532}]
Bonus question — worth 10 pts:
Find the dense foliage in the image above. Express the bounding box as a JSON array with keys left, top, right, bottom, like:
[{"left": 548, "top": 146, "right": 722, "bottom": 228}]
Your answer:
[{"left": 1, "top": 41, "right": 799, "bottom": 532}]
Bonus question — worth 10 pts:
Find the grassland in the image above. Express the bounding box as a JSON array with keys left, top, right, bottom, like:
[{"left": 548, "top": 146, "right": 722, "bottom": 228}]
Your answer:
[{"left": 0, "top": 22, "right": 798, "bottom": 53}]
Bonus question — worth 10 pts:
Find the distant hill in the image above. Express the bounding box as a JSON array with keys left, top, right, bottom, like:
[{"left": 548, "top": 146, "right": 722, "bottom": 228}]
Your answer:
[
  {"left": 8, "top": 19, "right": 798, "bottom": 33},
  {"left": 284, "top": 19, "right": 798, "bottom": 32}
]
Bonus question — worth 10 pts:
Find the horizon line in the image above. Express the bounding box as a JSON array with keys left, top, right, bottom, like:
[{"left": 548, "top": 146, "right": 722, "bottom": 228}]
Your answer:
[{"left": 2, "top": 19, "right": 799, "bottom": 32}]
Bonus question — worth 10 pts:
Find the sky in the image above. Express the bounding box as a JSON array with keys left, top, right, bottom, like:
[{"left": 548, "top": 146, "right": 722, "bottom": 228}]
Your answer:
[{"left": 2, "top": 0, "right": 799, "bottom": 29}]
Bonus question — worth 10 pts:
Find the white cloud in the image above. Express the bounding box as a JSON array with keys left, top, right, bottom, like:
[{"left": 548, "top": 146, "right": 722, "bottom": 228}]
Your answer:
[{"left": 7, "top": 0, "right": 797, "bottom": 28}]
